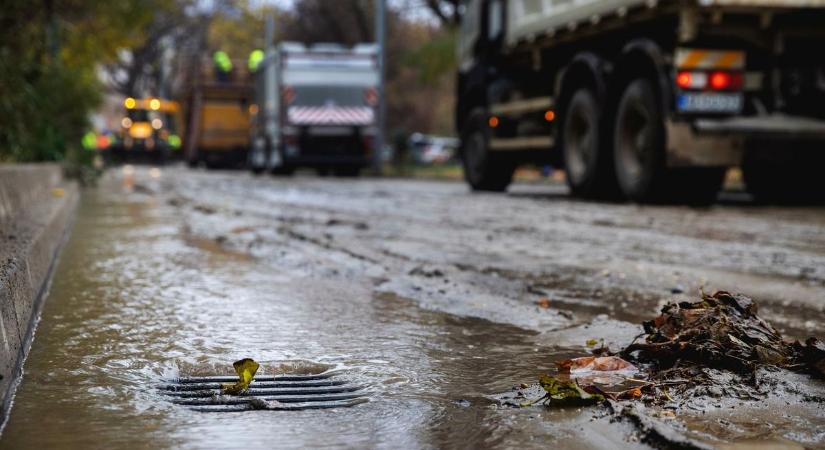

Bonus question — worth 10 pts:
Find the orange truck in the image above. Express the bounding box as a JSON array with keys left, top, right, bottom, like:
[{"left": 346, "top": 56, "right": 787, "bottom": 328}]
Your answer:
[
  {"left": 183, "top": 58, "right": 253, "bottom": 168},
  {"left": 109, "top": 97, "right": 184, "bottom": 163}
]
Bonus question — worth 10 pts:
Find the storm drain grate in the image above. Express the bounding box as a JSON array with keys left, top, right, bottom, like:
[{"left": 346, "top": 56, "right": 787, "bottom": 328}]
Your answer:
[{"left": 159, "top": 372, "right": 367, "bottom": 412}]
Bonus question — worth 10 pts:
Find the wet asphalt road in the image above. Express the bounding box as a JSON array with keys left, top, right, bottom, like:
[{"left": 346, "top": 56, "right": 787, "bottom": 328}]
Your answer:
[
  {"left": 169, "top": 166, "right": 825, "bottom": 338},
  {"left": 2, "top": 166, "right": 823, "bottom": 449}
]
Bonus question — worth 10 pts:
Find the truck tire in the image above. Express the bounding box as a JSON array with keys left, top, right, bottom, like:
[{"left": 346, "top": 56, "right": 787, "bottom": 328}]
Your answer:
[
  {"left": 186, "top": 154, "right": 198, "bottom": 168},
  {"left": 334, "top": 166, "right": 361, "bottom": 177},
  {"left": 666, "top": 168, "right": 725, "bottom": 205},
  {"left": 561, "top": 87, "right": 615, "bottom": 198},
  {"left": 614, "top": 78, "right": 723, "bottom": 204},
  {"left": 460, "top": 108, "right": 515, "bottom": 192},
  {"left": 158, "top": 147, "right": 170, "bottom": 166},
  {"left": 613, "top": 78, "right": 667, "bottom": 202},
  {"left": 743, "top": 164, "right": 798, "bottom": 203},
  {"left": 271, "top": 165, "right": 295, "bottom": 176},
  {"left": 743, "top": 148, "right": 825, "bottom": 204},
  {"left": 249, "top": 145, "right": 265, "bottom": 174}
]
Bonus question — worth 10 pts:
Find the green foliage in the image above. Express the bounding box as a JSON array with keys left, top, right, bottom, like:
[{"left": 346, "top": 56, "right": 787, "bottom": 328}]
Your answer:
[
  {"left": 0, "top": 0, "right": 145, "bottom": 163},
  {"left": 208, "top": 2, "right": 281, "bottom": 60},
  {"left": 0, "top": 59, "right": 100, "bottom": 162},
  {"left": 404, "top": 30, "right": 457, "bottom": 86},
  {"left": 0, "top": 0, "right": 462, "bottom": 163}
]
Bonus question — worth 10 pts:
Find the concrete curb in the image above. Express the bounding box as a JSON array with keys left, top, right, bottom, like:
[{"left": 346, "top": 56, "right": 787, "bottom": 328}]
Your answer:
[{"left": 0, "top": 164, "right": 79, "bottom": 428}]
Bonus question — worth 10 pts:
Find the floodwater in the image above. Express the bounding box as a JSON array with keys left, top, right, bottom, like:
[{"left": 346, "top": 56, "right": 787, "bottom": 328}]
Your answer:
[
  {"left": 0, "top": 173, "right": 639, "bottom": 449},
  {"left": 2, "top": 167, "right": 824, "bottom": 449}
]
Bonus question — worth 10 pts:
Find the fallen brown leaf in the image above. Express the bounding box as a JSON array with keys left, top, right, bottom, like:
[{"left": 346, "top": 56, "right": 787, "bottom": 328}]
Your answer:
[
  {"left": 536, "top": 298, "right": 552, "bottom": 308},
  {"left": 618, "top": 387, "right": 642, "bottom": 399},
  {"left": 557, "top": 356, "right": 636, "bottom": 373}
]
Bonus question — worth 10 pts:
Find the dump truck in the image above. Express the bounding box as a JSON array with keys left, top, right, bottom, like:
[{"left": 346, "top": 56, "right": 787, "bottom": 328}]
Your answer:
[
  {"left": 183, "top": 57, "right": 253, "bottom": 169},
  {"left": 457, "top": 0, "right": 825, "bottom": 203},
  {"left": 248, "top": 41, "right": 380, "bottom": 176},
  {"left": 108, "top": 97, "right": 183, "bottom": 164}
]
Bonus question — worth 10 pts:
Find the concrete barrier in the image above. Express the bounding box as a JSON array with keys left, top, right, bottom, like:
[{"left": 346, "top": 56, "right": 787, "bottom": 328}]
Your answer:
[{"left": 0, "top": 164, "right": 79, "bottom": 426}]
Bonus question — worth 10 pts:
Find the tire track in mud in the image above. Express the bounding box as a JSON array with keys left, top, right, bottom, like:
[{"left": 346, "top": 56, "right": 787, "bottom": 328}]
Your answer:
[
  {"left": 166, "top": 170, "right": 825, "bottom": 338},
  {"left": 140, "top": 168, "right": 825, "bottom": 448}
]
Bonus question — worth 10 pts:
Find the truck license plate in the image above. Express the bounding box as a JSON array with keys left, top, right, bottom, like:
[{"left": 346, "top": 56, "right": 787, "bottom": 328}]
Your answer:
[{"left": 677, "top": 93, "right": 743, "bottom": 113}]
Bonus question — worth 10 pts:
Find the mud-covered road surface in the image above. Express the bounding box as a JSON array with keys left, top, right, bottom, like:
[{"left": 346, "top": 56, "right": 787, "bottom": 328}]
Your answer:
[{"left": 2, "top": 166, "right": 823, "bottom": 449}]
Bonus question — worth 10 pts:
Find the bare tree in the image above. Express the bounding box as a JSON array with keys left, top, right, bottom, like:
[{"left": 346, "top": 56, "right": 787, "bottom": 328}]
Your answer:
[
  {"left": 282, "top": 0, "right": 374, "bottom": 45},
  {"left": 103, "top": 2, "right": 202, "bottom": 98},
  {"left": 425, "top": 0, "right": 461, "bottom": 27}
]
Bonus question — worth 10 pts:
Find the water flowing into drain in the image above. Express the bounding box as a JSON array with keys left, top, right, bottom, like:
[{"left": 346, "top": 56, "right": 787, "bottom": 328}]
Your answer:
[{"left": 159, "top": 372, "right": 367, "bottom": 412}]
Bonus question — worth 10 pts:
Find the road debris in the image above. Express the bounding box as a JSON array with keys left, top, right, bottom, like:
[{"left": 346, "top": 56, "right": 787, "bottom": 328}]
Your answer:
[
  {"left": 221, "top": 358, "right": 260, "bottom": 395},
  {"left": 557, "top": 356, "right": 636, "bottom": 374},
  {"left": 535, "top": 298, "right": 552, "bottom": 308},
  {"left": 623, "top": 290, "right": 824, "bottom": 378},
  {"left": 515, "top": 291, "right": 824, "bottom": 410},
  {"left": 521, "top": 375, "right": 605, "bottom": 407},
  {"left": 248, "top": 398, "right": 283, "bottom": 410},
  {"left": 795, "top": 337, "right": 825, "bottom": 377}
]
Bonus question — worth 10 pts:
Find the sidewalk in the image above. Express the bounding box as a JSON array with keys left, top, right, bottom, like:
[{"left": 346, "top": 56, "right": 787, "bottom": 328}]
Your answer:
[{"left": 0, "top": 164, "right": 79, "bottom": 426}]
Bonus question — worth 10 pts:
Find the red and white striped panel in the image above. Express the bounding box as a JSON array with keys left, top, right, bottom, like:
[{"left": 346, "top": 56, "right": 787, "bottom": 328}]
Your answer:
[{"left": 288, "top": 106, "right": 375, "bottom": 126}]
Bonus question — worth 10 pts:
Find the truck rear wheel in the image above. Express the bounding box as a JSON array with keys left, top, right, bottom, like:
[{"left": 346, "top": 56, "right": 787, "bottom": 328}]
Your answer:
[
  {"left": 744, "top": 164, "right": 801, "bottom": 203},
  {"left": 613, "top": 78, "right": 667, "bottom": 202},
  {"left": 614, "top": 78, "right": 723, "bottom": 204},
  {"left": 334, "top": 166, "right": 361, "bottom": 177},
  {"left": 743, "top": 147, "right": 825, "bottom": 204},
  {"left": 271, "top": 165, "right": 295, "bottom": 176},
  {"left": 561, "top": 87, "right": 615, "bottom": 198},
  {"left": 158, "top": 147, "right": 171, "bottom": 166},
  {"left": 249, "top": 148, "right": 265, "bottom": 175},
  {"left": 461, "top": 109, "right": 515, "bottom": 192},
  {"left": 186, "top": 152, "right": 199, "bottom": 168},
  {"left": 666, "top": 168, "right": 725, "bottom": 205}
]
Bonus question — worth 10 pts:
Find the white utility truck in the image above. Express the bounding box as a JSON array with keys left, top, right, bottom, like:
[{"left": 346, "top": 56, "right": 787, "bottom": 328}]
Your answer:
[
  {"left": 457, "top": 0, "right": 825, "bottom": 203},
  {"left": 249, "top": 40, "right": 380, "bottom": 176}
]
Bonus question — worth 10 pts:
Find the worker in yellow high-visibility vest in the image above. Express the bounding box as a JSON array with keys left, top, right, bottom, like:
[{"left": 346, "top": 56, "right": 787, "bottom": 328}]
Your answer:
[
  {"left": 213, "top": 51, "right": 233, "bottom": 82},
  {"left": 248, "top": 49, "right": 264, "bottom": 72}
]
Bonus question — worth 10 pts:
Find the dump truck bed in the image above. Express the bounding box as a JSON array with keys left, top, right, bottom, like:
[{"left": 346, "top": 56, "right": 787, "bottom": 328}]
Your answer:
[{"left": 505, "top": 0, "right": 825, "bottom": 47}]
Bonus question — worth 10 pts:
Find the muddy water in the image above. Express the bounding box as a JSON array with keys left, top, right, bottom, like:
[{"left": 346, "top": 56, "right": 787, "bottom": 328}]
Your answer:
[
  {"left": 5, "top": 167, "right": 824, "bottom": 449},
  {"left": 0, "top": 180, "right": 637, "bottom": 449}
]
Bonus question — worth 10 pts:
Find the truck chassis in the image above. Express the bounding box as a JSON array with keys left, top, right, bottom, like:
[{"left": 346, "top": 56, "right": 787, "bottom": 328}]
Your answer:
[{"left": 457, "top": 0, "right": 825, "bottom": 203}]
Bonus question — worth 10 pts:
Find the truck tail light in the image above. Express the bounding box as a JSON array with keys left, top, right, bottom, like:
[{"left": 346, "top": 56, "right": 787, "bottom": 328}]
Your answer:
[
  {"left": 364, "top": 87, "right": 378, "bottom": 106},
  {"left": 282, "top": 86, "right": 295, "bottom": 104},
  {"left": 676, "top": 71, "right": 743, "bottom": 91},
  {"left": 709, "top": 71, "right": 743, "bottom": 91},
  {"left": 676, "top": 71, "right": 707, "bottom": 90}
]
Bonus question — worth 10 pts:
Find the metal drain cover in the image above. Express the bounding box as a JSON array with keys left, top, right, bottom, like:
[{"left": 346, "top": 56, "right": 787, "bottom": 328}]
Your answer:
[{"left": 159, "top": 372, "right": 367, "bottom": 412}]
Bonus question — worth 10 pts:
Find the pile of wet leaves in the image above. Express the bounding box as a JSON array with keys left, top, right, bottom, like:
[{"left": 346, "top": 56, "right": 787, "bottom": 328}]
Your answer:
[
  {"left": 623, "top": 290, "right": 824, "bottom": 377},
  {"left": 508, "top": 291, "right": 825, "bottom": 408}
]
